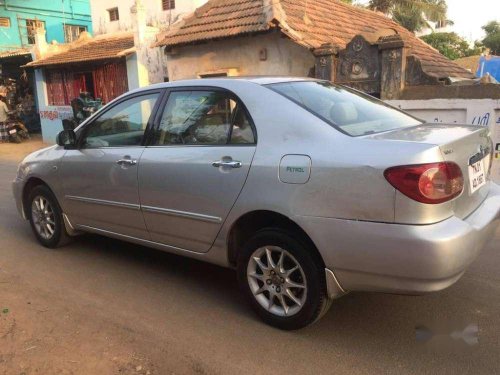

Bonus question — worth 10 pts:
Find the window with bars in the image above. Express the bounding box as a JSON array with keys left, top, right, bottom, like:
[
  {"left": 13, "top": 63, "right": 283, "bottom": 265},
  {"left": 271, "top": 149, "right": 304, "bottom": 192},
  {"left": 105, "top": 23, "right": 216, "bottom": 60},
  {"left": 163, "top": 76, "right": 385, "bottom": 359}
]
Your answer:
[
  {"left": 108, "top": 8, "right": 120, "bottom": 22},
  {"left": 0, "top": 17, "right": 10, "bottom": 28},
  {"left": 64, "top": 24, "right": 87, "bottom": 43},
  {"left": 162, "top": 0, "right": 175, "bottom": 10}
]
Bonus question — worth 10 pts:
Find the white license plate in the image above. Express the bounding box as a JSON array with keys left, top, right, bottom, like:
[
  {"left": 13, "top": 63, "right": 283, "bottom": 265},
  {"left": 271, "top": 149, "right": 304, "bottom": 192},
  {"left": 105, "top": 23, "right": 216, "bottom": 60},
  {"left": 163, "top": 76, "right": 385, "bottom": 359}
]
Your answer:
[
  {"left": 8, "top": 129, "right": 16, "bottom": 135},
  {"left": 468, "top": 156, "right": 488, "bottom": 194}
]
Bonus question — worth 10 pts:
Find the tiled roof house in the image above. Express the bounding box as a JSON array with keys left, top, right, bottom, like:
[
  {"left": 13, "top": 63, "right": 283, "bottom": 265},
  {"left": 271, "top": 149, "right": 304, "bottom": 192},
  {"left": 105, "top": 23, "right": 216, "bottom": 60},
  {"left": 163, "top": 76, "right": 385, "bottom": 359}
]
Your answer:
[
  {"left": 25, "top": 32, "right": 135, "bottom": 68},
  {"left": 155, "top": 0, "right": 474, "bottom": 98}
]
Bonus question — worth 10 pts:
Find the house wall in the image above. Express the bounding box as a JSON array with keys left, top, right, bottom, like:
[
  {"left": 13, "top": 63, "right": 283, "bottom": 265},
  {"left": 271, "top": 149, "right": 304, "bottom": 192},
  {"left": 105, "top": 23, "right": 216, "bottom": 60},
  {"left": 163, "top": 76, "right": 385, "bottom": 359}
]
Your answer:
[
  {"left": 0, "top": 0, "right": 92, "bottom": 51},
  {"left": 387, "top": 98, "right": 500, "bottom": 183},
  {"left": 33, "top": 68, "right": 73, "bottom": 143},
  {"left": 90, "top": 0, "right": 206, "bottom": 35},
  {"left": 166, "top": 32, "right": 316, "bottom": 81}
]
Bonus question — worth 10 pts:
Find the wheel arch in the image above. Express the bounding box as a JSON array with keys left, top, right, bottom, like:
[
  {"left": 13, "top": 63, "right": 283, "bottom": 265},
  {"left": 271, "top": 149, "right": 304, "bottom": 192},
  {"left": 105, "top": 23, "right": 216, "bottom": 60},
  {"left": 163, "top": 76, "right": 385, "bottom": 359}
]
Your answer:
[
  {"left": 22, "top": 177, "right": 54, "bottom": 218},
  {"left": 227, "top": 210, "right": 325, "bottom": 269}
]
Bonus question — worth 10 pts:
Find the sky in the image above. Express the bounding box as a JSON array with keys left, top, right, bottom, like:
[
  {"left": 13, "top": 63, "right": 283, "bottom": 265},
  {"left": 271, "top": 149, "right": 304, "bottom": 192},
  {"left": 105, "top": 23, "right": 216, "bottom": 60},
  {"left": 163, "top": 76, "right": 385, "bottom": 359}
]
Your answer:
[
  {"left": 445, "top": 0, "right": 499, "bottom": 42},
  {"left": 357, "top": 0, "right": 499, "bottom": 43}
]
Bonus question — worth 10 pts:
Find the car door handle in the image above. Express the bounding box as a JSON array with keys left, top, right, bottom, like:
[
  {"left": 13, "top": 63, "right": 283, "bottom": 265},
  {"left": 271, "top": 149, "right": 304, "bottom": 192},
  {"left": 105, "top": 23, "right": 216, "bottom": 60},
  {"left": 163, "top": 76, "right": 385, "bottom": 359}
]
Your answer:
[
  {"left": 212, "top": 160, "right": 242, "bottom": 168},
  {"left": 116, "top": 159, "right": 137, "bottom": 166}
]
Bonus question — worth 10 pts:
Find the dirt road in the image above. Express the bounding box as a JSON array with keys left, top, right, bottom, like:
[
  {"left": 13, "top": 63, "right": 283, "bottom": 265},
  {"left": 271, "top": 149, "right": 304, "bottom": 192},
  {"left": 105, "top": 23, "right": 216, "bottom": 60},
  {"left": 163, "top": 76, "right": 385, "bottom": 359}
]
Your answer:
[{"left": 1, "top": 140, "right": 499, "bottom": 374}]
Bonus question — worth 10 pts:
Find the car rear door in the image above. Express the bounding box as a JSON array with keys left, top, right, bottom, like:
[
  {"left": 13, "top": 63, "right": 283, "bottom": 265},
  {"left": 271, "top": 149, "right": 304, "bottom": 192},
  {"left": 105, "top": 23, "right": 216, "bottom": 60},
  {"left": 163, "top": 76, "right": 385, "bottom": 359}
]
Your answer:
[
  {"left": 60, "top": 91, "right": 163, "bottom": 239},
  {"left": 138, "top": 88, "right": 257, "bottom": 252}
]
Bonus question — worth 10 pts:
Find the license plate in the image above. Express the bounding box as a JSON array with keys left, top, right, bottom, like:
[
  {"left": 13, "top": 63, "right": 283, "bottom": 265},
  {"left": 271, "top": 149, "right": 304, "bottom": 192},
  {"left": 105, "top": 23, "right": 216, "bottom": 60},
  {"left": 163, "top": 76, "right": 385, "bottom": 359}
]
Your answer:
[
  {"left": 8, "top": 129, "right": 16, "bottom": 135},
  {"left": 468, "top": 156, "right": 488, "bottom": 194}
]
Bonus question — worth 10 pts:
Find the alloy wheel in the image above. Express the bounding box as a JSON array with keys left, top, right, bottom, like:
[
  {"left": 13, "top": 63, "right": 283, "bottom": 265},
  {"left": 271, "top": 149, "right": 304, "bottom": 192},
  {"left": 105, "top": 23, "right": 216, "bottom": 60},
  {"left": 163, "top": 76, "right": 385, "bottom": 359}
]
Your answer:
[
  {"left": 247, "top": 246, "right": 307, "bottom": 317},
  {"left": 31, "top": 195, "right": 56, "bottom": 240}
]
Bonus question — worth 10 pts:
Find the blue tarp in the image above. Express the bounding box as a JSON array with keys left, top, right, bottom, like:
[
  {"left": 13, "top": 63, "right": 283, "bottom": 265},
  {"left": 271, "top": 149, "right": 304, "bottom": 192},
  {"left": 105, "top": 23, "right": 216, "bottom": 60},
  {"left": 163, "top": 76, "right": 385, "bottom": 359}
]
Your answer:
[{"left": 476, "top": 55, "right": 500, "bottom": 81}]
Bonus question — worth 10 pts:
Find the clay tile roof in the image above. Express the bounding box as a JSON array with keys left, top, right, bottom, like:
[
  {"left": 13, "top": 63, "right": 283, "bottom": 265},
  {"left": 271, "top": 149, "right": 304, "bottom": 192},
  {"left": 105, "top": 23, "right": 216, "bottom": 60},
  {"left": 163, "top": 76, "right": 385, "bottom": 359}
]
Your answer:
[
  {"left": 155, "top": 0, "right": 268, "bottom": 47},
  {"left": 0, "top": 48, "right": 31, "bottom": 59},
  {"left": 25, "top": 32, "right": 135, "bottom": 68},
  {"left": 155, "top": 0, "right": 474, "bottom": 79}
]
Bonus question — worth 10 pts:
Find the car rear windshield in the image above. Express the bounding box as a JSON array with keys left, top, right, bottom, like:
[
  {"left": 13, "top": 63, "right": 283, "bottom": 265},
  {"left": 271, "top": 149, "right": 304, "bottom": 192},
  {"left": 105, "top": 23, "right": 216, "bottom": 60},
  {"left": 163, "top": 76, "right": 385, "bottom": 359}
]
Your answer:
[{"left": 268, "top": 81, "right": 422, "bottom": 136}]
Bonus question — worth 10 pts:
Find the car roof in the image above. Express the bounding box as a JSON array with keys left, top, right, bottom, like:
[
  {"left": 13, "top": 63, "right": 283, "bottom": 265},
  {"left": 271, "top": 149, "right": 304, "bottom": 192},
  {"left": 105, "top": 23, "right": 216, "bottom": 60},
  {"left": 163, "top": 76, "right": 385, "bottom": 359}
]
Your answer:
[{"left": 133, "top": 76, "right": 321, "bottom": 93}]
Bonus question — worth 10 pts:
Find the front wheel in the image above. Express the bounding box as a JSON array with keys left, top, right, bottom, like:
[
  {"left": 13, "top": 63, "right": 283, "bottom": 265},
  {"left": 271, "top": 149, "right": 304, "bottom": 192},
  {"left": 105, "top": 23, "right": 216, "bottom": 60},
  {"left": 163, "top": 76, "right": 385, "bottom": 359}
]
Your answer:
[
  {"left": 237, "top": 228, "right": 331, "bottom": 330},
  {"left": 28, "top": 185, "right": 71, "bottom": 248}
]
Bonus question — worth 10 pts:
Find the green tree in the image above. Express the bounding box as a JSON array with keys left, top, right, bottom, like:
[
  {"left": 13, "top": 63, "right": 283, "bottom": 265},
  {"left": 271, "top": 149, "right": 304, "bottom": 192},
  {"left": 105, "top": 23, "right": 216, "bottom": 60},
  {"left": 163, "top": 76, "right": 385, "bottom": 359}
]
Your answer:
[
  {"left": 368, "top": 0, "right": 448, "bottom": 32},
  {"left": 421, "top": 32, "right": 481, "bottom": 60},
  {"left": 481, "top": 21, "right": 500, "bottom": 55}
]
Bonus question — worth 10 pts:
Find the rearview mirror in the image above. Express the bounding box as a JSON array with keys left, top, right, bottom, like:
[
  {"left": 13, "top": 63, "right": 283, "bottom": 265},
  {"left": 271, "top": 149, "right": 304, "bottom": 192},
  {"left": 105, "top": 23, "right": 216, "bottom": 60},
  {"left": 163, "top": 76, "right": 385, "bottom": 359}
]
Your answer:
[{"left": 56, "top": 129, "right": 77, "bottom": 149}]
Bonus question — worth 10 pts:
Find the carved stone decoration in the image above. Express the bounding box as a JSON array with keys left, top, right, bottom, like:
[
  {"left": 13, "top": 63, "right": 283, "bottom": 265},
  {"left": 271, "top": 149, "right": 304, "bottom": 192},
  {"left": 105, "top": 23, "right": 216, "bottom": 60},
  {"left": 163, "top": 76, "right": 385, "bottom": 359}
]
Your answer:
[
  {"left": 352, "top": 38, "right": 364, "bottom": 52},
  {"left": 352, "top": 60, "right": 363, "bottom": 75},
  {"left": 313, "top": 43, "right": 338, "bottom": 81},
  {"left": 379, "top": 34, "right": 406, "bottom": 100},
  {"left": 335, "top": 35, "right": 381, "bottom": 95}
]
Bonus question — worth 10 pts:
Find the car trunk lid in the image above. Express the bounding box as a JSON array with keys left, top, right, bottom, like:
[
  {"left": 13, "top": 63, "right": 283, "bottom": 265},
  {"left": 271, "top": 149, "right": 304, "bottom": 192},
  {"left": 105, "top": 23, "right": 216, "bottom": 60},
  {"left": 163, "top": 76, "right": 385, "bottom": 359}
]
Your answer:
[{"left": 368, "top": 124, "right": 493, "bottom": 219}]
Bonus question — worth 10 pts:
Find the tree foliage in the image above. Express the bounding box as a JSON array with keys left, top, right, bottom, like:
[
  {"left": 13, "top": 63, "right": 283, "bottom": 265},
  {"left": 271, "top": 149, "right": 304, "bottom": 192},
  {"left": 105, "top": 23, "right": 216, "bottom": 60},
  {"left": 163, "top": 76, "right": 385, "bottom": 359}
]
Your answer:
[
  {"left": 421, "top": 32, "right": 482, "bottom": 60},
  {"left": 368, "top": 0, "right": 448, "bottom": 32},
  {"left": 482, "top": 21, "right": 500, "bottom": 55}
]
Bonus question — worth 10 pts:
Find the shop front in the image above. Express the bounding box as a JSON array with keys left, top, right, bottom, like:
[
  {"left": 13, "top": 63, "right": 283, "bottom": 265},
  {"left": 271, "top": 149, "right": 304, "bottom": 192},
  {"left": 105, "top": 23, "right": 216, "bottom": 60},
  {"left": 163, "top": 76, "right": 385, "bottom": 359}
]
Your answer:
[
  {"left": 24, "top": 32, "right": 134, "bottom": 142},
  {"left": 0, "top": 49, "right": 40, "bottom": 137}
]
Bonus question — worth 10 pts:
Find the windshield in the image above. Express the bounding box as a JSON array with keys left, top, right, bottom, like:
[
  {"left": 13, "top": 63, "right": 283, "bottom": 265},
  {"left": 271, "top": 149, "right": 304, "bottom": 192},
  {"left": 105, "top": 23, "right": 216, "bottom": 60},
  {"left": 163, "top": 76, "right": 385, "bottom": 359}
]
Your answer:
[{"left": 268, "top": 81, "right": 422, "bottom": 136}]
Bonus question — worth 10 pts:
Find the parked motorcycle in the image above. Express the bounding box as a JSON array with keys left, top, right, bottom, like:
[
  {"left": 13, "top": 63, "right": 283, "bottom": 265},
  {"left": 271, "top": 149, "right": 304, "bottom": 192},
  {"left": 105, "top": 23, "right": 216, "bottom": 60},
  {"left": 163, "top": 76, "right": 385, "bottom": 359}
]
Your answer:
[
  {"left": 6, "top": 111, "right": 29, "bottom": 143},
  {"left": 70, "top": 92, "right": 102, "bottom": 125}
]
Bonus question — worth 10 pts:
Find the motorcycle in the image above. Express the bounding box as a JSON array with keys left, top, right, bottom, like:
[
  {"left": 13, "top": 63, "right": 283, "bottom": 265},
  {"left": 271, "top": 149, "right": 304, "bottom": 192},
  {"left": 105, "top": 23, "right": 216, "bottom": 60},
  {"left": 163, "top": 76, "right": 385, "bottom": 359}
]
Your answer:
[
  {"left": 70, "top": 92, "right": 102, "bottom": 126},
  {"left": 6, "top": 111, "right": 29, "bottom": 143}
]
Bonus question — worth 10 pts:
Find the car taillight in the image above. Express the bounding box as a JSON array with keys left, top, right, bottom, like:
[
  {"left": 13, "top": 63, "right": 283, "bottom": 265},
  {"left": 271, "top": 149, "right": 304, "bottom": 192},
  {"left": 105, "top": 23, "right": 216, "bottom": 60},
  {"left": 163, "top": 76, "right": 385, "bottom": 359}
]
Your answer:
[{"left": 384, "top": 162, "right": 464, "bottom": 204}]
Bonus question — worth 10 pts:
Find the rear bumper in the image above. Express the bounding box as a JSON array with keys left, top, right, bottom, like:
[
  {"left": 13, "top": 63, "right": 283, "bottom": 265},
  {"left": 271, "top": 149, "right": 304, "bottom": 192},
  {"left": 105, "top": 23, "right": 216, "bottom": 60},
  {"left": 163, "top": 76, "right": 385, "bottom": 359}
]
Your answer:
[{"left": 295, "top": 182, "right": 500, "bottom": 295}]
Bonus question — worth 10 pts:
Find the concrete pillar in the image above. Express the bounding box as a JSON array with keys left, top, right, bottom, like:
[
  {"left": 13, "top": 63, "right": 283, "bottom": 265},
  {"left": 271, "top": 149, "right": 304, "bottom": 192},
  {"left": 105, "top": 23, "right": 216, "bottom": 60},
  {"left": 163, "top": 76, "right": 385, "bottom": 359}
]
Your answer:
[
  {"left": 313, "top": 43, "right": 337, "bottom": 81},
  {"left": 128, "top": 0, "right": 164, "bottom": 89},
  {"left": 33, "top": 25, "right": 48, "bottom": 59},
  {"left": 379, "top": 35, "right": 406, "bottom": 100}
]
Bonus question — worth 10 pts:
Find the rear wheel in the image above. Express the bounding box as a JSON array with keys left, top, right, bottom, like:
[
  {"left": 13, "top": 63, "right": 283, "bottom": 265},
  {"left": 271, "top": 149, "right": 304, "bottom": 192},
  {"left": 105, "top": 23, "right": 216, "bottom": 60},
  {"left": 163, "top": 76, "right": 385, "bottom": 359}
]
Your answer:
[
  {"left": 28, "top": 185, "right": 71, "bottom": 248},
  {"left": 237, "top": 228, "right": 331, "bottom": 330}
]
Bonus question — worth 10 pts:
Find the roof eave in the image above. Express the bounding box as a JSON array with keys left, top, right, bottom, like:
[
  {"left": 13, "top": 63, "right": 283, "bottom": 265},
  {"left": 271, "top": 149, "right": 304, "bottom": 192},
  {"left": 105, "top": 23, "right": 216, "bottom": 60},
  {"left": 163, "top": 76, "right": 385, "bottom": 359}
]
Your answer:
[{"left": 23, "top": 56, "right": 128, "bottom": 69}]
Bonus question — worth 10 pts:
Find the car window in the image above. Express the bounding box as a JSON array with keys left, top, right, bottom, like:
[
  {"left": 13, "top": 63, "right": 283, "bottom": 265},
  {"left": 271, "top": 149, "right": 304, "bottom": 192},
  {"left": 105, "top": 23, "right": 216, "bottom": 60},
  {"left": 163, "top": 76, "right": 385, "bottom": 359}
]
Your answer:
[
  {"left": 82, "top": 93, "right": 159, "bottom": 148},
  {"left": 154, "top": 90, "right": 255, "bottom": 145},
  {"left": 230, "top": 105, "right": 255, "bottom": 144},
  {"left": 268, "top": 81, "right": 422, "bottom": 136}
]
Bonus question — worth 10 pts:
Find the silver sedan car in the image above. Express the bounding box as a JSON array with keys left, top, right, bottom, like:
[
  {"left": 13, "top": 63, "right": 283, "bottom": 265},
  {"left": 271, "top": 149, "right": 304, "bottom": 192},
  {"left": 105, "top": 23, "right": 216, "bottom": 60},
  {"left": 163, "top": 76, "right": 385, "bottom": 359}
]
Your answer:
[{"left": 13, "top": 78, "right": 500, "bottom": 330}]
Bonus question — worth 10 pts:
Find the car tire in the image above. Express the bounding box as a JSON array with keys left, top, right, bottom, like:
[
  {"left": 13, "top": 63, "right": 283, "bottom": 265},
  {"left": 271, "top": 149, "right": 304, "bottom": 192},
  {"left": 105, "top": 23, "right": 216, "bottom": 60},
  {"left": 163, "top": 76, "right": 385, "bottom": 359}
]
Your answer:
[
  {"left": 237, "top": 228, "right": 331, "bottom": 330},
  {"left": 27, "top": 185, "right": 71, "bottom": 248}
]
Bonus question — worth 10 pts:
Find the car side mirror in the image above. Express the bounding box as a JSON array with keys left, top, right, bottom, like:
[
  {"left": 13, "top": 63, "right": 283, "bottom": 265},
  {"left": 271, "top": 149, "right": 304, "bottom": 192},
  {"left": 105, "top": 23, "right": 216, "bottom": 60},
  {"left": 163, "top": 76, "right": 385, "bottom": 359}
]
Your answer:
[{"left": 56, "top": 129, "right": 77, "bottom": 149}]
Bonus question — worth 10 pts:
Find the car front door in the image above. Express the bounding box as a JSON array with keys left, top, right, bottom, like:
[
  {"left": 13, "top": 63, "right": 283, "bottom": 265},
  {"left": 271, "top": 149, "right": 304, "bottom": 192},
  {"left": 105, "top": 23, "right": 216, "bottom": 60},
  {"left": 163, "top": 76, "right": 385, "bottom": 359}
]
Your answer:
[
  {"left": 139, "top": 89, "right": 257, "bottom": 252},
  {"left": 60, "top": 91, "right": 162, "bottom": 239}
]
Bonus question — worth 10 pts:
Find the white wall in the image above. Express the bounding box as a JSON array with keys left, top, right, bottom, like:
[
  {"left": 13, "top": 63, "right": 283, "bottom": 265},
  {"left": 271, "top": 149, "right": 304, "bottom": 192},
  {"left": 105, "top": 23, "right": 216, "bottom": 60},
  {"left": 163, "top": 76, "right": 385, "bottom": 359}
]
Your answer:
[
  {"left": 387, "top": 98, "right": 500, "bottom": 183},
  {"left": 166, "top": 33, "right": 316, "bottom": 81},
  {"left": 34, "top": 68, "right": 73, "bottom": 143},
  {"left": 90, "top": 0, "right": 206, "bottom": 35}
]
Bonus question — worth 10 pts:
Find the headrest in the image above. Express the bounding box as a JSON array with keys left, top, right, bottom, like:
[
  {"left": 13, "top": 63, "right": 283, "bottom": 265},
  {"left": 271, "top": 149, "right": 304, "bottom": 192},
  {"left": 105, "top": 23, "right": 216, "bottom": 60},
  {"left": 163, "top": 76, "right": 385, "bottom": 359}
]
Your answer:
[{"left": 331, "top": 102, "right": 358, "bottom": 125}]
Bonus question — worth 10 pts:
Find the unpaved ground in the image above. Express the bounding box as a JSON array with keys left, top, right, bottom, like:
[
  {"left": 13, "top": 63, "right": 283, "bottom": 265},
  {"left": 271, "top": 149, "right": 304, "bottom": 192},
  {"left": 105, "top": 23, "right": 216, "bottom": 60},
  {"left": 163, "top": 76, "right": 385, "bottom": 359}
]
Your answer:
[{"left": 0, "top": 140, "right": 499, "bottom": 374}]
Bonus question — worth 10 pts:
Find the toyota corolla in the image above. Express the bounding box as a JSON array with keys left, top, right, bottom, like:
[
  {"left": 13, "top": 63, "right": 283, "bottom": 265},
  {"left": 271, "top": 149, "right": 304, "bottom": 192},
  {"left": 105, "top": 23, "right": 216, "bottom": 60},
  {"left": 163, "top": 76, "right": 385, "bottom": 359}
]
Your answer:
[{"left": 13, "top": 78, "right": 500, "bottom": 330}]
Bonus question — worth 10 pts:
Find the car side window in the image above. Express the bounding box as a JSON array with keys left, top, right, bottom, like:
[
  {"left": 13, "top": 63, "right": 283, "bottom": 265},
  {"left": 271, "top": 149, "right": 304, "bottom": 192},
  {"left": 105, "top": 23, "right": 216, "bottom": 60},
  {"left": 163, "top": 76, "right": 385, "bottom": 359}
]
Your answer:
[
  {"left": 81, "top": 93, "right": 159, "bottom": 148},
  {"left": 153, "top": 90, "right": 255, "bottom": 146},
  {"left": 229, "top": 104, "right": 255, "bottom": 144}
]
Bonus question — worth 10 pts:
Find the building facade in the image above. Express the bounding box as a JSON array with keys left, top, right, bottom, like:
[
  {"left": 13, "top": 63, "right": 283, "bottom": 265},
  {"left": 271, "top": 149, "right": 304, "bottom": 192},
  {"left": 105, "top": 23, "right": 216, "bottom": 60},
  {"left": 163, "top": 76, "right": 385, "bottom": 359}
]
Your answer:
[
  {"left": 0, "top": 0, "right": 92, "bottom": 52},
  {"left": 28, "top": 0, "right": 206, "bottom": 142},
  {"left": 90, "top": 0, "right": 206, "bottom": 35},
  {"left": 156, "top": 0, "right": 475, "bottom": 99}
]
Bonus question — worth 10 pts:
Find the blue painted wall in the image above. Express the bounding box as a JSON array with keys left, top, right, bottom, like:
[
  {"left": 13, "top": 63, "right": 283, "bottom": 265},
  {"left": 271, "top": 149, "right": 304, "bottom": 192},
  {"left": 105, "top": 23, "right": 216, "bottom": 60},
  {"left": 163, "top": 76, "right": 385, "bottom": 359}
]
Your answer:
[{"left": 0, "top": 0, "right": 92, "bottom": 51}]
